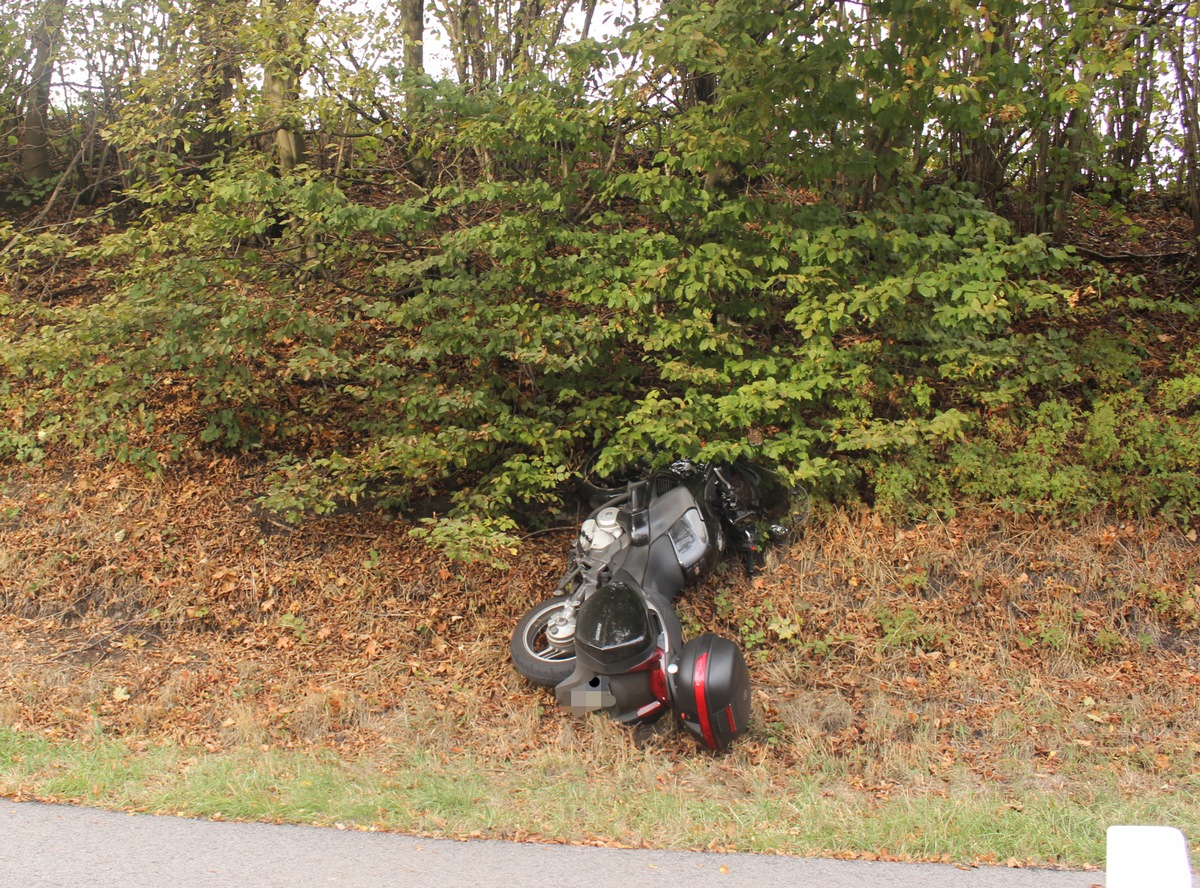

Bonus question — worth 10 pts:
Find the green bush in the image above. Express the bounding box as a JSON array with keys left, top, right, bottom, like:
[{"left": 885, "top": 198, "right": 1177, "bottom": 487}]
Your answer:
[{"left": 4, "top": 69, "right": 1197, "bottom": 555}]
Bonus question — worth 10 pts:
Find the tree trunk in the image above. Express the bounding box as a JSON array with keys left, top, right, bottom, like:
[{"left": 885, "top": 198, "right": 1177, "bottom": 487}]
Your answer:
[
  {"left": 401, "top": 0, "right": 424, "bottom": 109},
  {"left": 466, "top": 1, "right": 489, "bottom": 90},
  {"left": 194, "top": 0, "right": 244, "bottom": 158},
  {"left": 1029, "top": 126, "right": 1052, "bottom": 236},
  {"left": 1053, "top": 105, "right": 1087, "bottom": 239},
  {"left": 439, "top": 0, "right": 489, "bottom": 91},
  {"left": 958, "top": 16, "right": 1015, "bottom": 207},
  {"left": 579, "top": 0, "right": 597, "bottom": 41},
  {"left": 261, "top": 0, "right": 317, "bottom": 173},
  {"left": 1170, "top": 34, "right": 1200, "bottom": 234},
  {"left": 22, "top": 0, "right": 66, "bottom": 182},
  {"left": 400, "top": 0, "right": 431, "bottom": 185}
]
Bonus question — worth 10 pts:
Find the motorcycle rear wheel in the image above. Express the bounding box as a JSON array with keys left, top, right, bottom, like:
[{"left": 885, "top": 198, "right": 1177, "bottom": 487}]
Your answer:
[{"left": 510, "top": 596, "right": 577, "bottom": 687}]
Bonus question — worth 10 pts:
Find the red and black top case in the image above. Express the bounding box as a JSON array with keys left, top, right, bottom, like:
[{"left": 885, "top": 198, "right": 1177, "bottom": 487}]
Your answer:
[{"left": 670, "top": 633, "right": 752, "bottom": 750}]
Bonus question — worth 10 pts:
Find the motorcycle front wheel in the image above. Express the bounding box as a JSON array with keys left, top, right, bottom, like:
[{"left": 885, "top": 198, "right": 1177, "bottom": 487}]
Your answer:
[{"left": 510, "top": 596, "right": 576, "bottom": 687}]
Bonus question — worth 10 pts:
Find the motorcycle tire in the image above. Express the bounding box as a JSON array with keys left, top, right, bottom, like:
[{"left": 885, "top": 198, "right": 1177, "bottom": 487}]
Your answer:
[{"left": 510, "top": 596, "right": 577, "bottom": 687}]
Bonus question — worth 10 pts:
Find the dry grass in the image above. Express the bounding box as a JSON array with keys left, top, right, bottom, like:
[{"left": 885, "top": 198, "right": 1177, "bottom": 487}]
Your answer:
[{"left": 0, "top": 460, "right": 1197, "bottom": 864}]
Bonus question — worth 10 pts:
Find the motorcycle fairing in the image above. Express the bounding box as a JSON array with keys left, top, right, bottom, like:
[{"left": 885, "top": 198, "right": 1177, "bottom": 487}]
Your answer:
[
  {"left": 645, "top": 487, "right": 719, "bottom": 565},
  {"left": 556, "top": 668, "right": 669, "bottom": 724},
  {"left": 556, "top": 584, "right": 681, "bottom": 724},
  {"left": 573, "top": 582, "right": 656, "bottom": 672},
  {"left": 603, "top": 488, "right": 720, "bottom": 602}
]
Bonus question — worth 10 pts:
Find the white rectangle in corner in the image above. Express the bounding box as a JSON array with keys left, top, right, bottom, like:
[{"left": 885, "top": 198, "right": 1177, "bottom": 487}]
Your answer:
[{"left": 1107, "top": 825, "right": 1193, "bottom": 888}]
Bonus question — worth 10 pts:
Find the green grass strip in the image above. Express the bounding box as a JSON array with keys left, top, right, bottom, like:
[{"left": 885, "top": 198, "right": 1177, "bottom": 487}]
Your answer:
[{"left": 4, "top": 726, "right": 1197, "bottom": 868}]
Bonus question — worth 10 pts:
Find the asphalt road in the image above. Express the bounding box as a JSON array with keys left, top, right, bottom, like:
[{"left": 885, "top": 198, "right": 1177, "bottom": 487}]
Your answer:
[{"left": 0, "top": 799, "right": 1104, "bottom": 888}]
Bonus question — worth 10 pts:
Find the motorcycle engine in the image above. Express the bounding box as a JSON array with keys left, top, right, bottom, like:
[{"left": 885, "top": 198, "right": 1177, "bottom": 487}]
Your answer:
[{"left": 580, "top": 506, "right": 624, "bottom": 553}]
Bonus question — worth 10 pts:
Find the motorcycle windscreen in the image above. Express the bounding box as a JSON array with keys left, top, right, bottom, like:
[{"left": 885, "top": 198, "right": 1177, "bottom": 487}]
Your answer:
[{"left": 574, "top": 582, "right": 656, "bottom": 670}]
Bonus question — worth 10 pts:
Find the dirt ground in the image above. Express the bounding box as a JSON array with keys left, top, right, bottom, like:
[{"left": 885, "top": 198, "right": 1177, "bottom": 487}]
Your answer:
[{"left": 2, "top": 454, "right": 1197, "bottom": 804}]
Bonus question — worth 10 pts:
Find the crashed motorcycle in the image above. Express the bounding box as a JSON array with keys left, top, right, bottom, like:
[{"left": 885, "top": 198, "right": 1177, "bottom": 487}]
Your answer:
[{"left": 509, "top": 457, "right": 800, "bottom": 750}]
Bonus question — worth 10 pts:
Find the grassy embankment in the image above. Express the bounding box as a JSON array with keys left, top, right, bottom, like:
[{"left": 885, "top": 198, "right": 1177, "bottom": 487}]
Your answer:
[{"left": 1, "top": 459, "right": 1196, "bottom": 869}]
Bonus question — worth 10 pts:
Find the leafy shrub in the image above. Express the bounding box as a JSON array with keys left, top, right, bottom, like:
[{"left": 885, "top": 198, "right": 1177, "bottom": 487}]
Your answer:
[
  {"left": 4, "top": 72, "right": 1197, "bottom": 555},
  {"left": 875, "top": 295, "right": 1200, "bottom": 524}
]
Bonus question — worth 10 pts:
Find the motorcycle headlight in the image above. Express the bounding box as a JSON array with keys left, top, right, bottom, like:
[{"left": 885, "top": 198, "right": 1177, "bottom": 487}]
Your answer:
[{"left": 667, "top": 508, "right": 709, "bottom": 571}]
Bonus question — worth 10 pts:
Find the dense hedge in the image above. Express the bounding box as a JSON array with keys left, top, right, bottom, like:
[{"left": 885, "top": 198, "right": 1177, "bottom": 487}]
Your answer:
[{"left": 3, "top": 2, "right": 1198, "bottom": 557}]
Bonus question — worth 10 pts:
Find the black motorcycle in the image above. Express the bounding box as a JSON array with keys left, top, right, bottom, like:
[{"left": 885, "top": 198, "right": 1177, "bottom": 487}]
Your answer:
[{"left": 510, "top": 457, "right": 801, "bottom": 750}]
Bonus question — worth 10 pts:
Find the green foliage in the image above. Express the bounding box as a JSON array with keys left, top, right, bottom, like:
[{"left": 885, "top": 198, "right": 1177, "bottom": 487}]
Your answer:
[
  {"left": 875, "top": 303, "right": 1200, "bottom": 525},
  {"left": 2, "top": 0, "right": 1198, "bottom": 556},
  {"left": 407, "top": 512, "right": 522, "bottom": 569},
  {"left": 875, "top": 604, "right": 951, "bottom": 655},
  {"left": 0, "top": 109, "right": 1156, "bottom": 556},
  {"left": 4, "top": 128, "right": 1095, "bottom": 554}
]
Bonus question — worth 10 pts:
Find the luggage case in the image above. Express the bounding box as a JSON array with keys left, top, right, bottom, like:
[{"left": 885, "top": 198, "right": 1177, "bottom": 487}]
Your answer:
[{"left": 669, "top": 632, "right": 751, "bottom": 750}]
